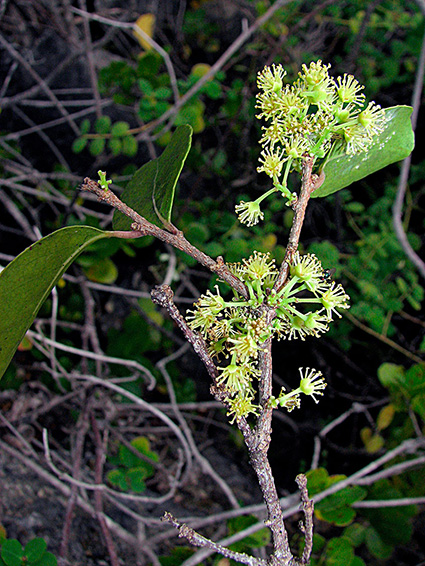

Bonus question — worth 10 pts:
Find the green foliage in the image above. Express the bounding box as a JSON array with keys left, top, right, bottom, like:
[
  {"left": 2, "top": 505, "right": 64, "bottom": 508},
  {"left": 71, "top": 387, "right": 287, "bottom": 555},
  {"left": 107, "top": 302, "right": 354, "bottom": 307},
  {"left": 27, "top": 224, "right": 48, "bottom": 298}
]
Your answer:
[
  {"left": 306, "top": 469, "right": 366, "bottom": 526},
  {"left": 107, "top": 436, "right": 159, "bottom": 493},
  {"left": 0, "top": 537, "right": 57, "bottom": 566},
  {"left": 0, "top": 226, "right": 117, "bottom": 380},
  {"left": 72, "top": 115, "right": 138, "bottom": 158},
  {"left": 227, "top": 515, "right": 271, "bottom": 554},
  {"left": 113, "top": 125, "right": 193, "bottom": 231},
  {"left": 313, "top": 106, "right": 415, "bottom": 198}
]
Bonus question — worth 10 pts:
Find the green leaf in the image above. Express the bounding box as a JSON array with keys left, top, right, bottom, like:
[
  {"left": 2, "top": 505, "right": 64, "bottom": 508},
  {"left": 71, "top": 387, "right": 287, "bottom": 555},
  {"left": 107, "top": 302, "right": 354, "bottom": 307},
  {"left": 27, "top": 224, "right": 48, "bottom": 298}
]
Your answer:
[
  {"left": 94, "top": 115, "right": 112, "bottom": 134},
  {"left": 71, "top": 137, "right": 88, "bottom": 154},
  {"left": 365, "top": 526, "right": 393, "bottom": 560},
  {"left": 0, "top": 226, "right": 116, "bottom": 380},
  {"left": 108, "top": 137, "right": 122, "bottom": 156},
  {"left": 127, "top": 468, "right": 147, "bottom": 492},
  {"left": 121, "top": 135, "right": 138, "bottom": 157},
  {"left": 343, "top": 523, "right": 366, "bottom": 547},
  {"left": 79, "top": 118, "right": 91, "bottom": 134},
  {"left": 312, "top": 106, "right": 415, "bottom": 198},
  {"left": 106, "top": 469, "right": 129, "bottom": 491},
  {"left": 113, "top": 125, "right": 192, "bottom": 230},
  {"left": 316, "top": 486, "right": 367, "bottom": 526},
  {"left": 227, "top": 515, "right": 270, "bottom": 552},
  {"left": 24, "top": 538, "right": 47, "bottom": 562},
  {"left": 33, "top": 552, "right": 57, "bottom": 566},
  {"left": 83, "top": 258, "right": 118, "bottom": 284},
  {"left": 377, "top": 362, "right": 405, "bottom": 389},
  {"left": 89, "top": 138, "right": 105, "bottom": 156},
  {"left": 111, "top": 121, "right": 130, "bottom": 137},
  {"left": 1, "top": 539, "right": 23, "bottom": 566},
  {"left": 324, "top": 537, "right": 354, "bottom": 566}
]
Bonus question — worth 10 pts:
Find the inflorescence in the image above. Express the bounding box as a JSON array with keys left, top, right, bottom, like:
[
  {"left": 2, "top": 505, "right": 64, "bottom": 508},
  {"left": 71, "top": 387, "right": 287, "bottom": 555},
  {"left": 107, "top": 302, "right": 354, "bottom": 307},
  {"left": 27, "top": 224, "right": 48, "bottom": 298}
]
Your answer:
[
  {"left": 236, "top": 60, "right": 387, "bottom": 226},
  {"left": 186, "top": 251, "right": 349, "bottom": 422}
]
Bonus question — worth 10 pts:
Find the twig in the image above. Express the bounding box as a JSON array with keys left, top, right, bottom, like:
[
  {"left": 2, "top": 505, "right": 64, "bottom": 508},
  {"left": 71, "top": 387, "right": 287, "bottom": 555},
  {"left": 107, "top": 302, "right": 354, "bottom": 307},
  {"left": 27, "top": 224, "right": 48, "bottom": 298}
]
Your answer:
[
  {"left": 274, "top": 159, "right": 325, "bottom": 292},
  {"left": 81, "top": 178, "right": 248, "bottom": 298},
  {"left": 27, "top": 329, "right": 157, "bottom": 387},
  {"left": 90, "top": 411, "right": 120, "bottom": 566},
  {"left": 162, "top": 512, "right": 266, "bottom": 566},
  {"left": 392, "top": 23, "right": 425, "bottom": 279},
  {"left": 151, "top": 285, "right": 218, "bottom": 381},
  {"left": 71, "top": 0, "right": 293, "bottom": 136},
  {"left": 344, "top": 311, "right": 423, "bottom": 364},
  {"left": 156, "top": 343, "right": 239, "bottom": 508},
  {"left": 0, "top": 439, "right": 137, "bottom": 547},
  {"left": 59, "top": 398, "right": 91, "bottom": 562},
  {"left": 0, "top": 33, "right": 80, "bottom": 135},
  {"left": 295, "top": 474, "right": 314, "bottom": 566}
]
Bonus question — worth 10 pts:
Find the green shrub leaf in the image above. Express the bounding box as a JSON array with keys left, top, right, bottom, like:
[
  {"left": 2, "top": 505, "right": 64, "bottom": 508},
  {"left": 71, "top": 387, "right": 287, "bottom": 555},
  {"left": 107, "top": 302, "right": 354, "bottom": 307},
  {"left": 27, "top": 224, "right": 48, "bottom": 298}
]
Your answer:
[
  {"left": 0, "top": 226, "right": 116, "bottom": 380},
  {"left": 24, "top": 538, "right": 47, "bottom": 562},
  {"left": 95, "top": 115, "right": 112, "bottom": 134},
  {"left": 312, "top": 106, "right": 414, "bottom": 198},
  {"left": 111, "top": 121, "right": 130, "bottom": 137},
  {"left": 71, "top": 137, "right": 88, "bottom": 154},
  {"left": 113, "top": 125, "right": 192, "bottom": 231},
  {"left": 89, "top": 138, "right": 105, "bottom": 156},
  {"left": 1, "top": 539, "right": 23, "bottom": 566}
]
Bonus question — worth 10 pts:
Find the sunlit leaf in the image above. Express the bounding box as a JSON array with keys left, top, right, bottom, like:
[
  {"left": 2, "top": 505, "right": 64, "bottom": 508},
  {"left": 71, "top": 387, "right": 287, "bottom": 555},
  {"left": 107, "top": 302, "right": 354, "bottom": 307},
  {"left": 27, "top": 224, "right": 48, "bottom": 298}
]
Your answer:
[{"left": 312, "top": 106, "right": 414, "bottom": 198}]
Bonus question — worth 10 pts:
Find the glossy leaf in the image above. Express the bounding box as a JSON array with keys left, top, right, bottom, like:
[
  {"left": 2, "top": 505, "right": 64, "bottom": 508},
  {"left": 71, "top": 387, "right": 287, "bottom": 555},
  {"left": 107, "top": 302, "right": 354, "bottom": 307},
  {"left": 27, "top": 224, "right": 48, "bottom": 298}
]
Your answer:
[
  {"left": 0, "top": 226, "right": 116, "bottom": 380},
  {"left": 312, "top": 106, "right": 414, "bottom": 198},
  {"left": 113, "top": 125, "right": 192, "bottom": 231}
]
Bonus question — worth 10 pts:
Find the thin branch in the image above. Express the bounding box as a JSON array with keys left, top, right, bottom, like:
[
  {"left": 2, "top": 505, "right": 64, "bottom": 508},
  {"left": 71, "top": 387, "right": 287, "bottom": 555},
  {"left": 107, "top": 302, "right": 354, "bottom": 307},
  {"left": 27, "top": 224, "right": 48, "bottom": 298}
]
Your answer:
[
  {"left": 81, "top": 178, "right": 248, "bottom": 298},
  {"left": 295, "top": 474, "right": 314, "bottom": 566},
  {"left": 27, "top": 329, "right": 157, "bottom": 387},
  {"left": 392, "top": 23, "right": 425, "bottom": 279},
  {"left": 162, "top": 512, "right": 266, "bottom": 566},
  {"left": 344, "top": 311, "right": 423, "bottom": 364},
  {"left": 0, "top": 33, "right": 80, "bottom": 135},
  {"left": 151, "top": 285, "right": 218, "bottom": 381},
  {"left": 274, "top": 160, "right": 325, "bottom": 292}
]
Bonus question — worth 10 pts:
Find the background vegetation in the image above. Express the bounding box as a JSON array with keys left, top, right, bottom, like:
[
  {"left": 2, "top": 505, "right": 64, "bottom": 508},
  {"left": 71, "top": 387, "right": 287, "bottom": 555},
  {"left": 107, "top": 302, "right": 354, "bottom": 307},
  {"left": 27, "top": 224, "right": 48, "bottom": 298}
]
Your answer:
[{"left": 0, "top": 1, "right": 424, "bottom": 565}]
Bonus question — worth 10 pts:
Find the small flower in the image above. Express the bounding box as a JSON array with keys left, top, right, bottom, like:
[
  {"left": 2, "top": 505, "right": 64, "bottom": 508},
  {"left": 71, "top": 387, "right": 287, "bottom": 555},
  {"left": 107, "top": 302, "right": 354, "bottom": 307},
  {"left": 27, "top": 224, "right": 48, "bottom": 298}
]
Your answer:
[
  {"left": 320, "top": 282, "right": 350, "bottom": 319},
  {"left": 257, "top": 64, "right": 287, "bottom": 93},
  {"left": 235, "top": 200, "right": 264, "bottom": 226},
  {"left": 217, "top": 358, "right": 254, "bottom": 393},
  {"left": 282, "top": 315, "right": 316, "bottom": 341},
  {"left": 299, "top": 60, "right": 331, "bottom": 87},
  {"left": 242, "top": 251, "right": 278, "bottom": 282},
  {"left": 226, "top": 392, "right": 259, "bottom": 424},
  {"left": 227, "top": 332, "right": 260, "bottom": 362},
  {"left": 283, "top": 135, "right": 310, "bottom": 159},
  {"left": 276, "top": 386, "right": 301, "bottom": 412},
  {"left": 257, "top": 147, "right": 286, "bottom": 178},
  {"left": 259, "top": 121, "right": 285, "bottom": 148},
  {"left": 299, "top": 367, "right": 327, "bottom": 403},
  {"left": 289, "top": 252, "right": 323, "bottom": 291},
  {"left": 335, "top": 74, "right": 365, "bottom": 106},
  {"left": 303, "top": 311, "right": 330, "bottom": 336},
  {"left": 186, "top": 307, "right": 216, "bottom": 337},
  {"left": 196, "top": 286, "right": 226, "bottom": 314},
  {"left": 277, "top": 84, "right": 306, "bottom": 116},
  {"left": 358, "top": 102, "right": 386, "bottom": 136},
  {"left": 343, "top": 124, "right": 372, "bottom": 154}
]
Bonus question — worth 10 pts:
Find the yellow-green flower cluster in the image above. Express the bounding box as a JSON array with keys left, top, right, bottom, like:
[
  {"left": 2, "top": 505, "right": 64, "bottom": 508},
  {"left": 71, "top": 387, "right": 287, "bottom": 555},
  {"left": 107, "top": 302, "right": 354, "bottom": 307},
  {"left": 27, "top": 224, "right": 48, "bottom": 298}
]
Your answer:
[
  {"left": 235, "top": 61, "right": 386, "bottom": 227},
  {"left": 186, "top": 251, "right": 350, "bottom": 421},
  {"left": 257, "top": 61, "right": 386, "bottom": 163}
]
